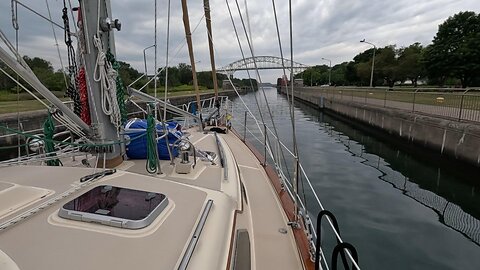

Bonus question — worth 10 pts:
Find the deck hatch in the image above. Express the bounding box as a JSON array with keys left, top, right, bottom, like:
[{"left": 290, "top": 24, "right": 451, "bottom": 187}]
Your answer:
[{"left": 58, "top": 185, "right": 168, "bottom": 229}]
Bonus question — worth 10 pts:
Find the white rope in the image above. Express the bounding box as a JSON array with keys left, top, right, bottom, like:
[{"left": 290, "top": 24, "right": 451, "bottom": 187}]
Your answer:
[{"left": 92, "top": 34, "right": 121, "bottom": 129}]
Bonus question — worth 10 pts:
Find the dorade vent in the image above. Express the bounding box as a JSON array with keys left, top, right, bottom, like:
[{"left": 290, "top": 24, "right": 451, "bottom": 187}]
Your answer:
[{"left": 58, "top": 185, "right": 168, "bottom": 229}]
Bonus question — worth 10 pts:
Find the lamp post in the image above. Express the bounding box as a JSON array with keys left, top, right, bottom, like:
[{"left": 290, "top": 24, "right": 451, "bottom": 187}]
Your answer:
[
  {"left": 360, "top": 39, "right": 376, "bottom": 88},
  {"left": 321, "top": 57, "right": 332, "bottom": 86},
  {"left": 143, "top": 44, "right": 156, "bottom": 76}
]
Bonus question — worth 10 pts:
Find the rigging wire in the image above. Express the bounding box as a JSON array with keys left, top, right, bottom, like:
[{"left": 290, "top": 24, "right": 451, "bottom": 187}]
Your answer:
[
  {"left": 270, "top": 0, "right": 294, "bottom": 180},
  {"left": 243, "top": 0, "right": 253, "bottom": 55},
  {"left": 287, "top": 0, "right": 301, "bottom": 227},
  {"left": 45, "top": 0, "right": 68, "bottom": 90},
  {"left": 133, "top": 14, "right": 206, "bottom": 93},
  {"left": 163, "top": 0, "right": 171, "bottom": 121},
  {"left": 0, "top": 124, "right": 145, "bottom": 148},
  {"left": 10, "top": 0, "right": 67, "bottom": 32},
  {"left": 154, "top": 0, "right": 158, "bottom": 99},
  {"left": 11, "top": 0, "right": 21, "bottom": 159},
  {"left": 270, "top": 0, "right": 307, "bottom": 223},
  {"left": 66, "top": 0, "right": 77, "bottom": 32},
  {"left": 232, "top": 0, "right": 289, "bottom": 175},
  {"left": 225, "top": 0, "right": 267, "bottom": 135},
  {"left": 159, "top": 0, "right": 175, "bottom": 164}
]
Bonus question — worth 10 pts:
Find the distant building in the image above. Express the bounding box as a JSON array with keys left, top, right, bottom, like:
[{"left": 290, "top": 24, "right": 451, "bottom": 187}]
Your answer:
[
  {"left": 294, "top": 79, "right": 304, "bottom": 86},
  {"left": 222, "top": 80, "right": 234, "bottom": 90}
]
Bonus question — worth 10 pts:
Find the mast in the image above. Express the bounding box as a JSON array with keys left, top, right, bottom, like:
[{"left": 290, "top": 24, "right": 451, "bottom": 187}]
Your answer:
[
  {"left": 203, "top": 0, "right": 218, "bottom": 100},
  {"left": 181, "top": 0, "right": 202, "bottom": 117},
  {"left": 80, "top": 0, "right": 123, "bottom": 167}
]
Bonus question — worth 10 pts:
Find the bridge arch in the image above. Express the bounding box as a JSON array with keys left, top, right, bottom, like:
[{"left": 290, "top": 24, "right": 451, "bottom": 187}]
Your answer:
[{"left": 219, "top": 56, "right": 310, "bottom": 76}]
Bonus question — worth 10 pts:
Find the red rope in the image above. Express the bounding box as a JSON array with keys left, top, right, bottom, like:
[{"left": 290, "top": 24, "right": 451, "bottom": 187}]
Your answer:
[{"left": 77, "top": 67, "right": 91, "bottom": 125}]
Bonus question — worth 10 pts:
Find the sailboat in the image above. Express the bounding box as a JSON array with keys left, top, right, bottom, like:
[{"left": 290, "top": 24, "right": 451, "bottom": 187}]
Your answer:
[{"left": 0, "top": 0, "right": 359, "bottom": 269}]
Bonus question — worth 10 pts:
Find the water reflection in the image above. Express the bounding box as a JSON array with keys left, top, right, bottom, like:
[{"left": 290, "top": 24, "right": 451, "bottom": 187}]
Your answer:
[{"left": 320, "top": 115, "right": 480, "bottom": 246}]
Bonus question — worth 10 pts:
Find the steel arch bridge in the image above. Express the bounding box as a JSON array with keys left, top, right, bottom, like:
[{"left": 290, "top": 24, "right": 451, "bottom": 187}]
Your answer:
[{"left": 219, "top": 56, "right": 310, "bottom": 76}]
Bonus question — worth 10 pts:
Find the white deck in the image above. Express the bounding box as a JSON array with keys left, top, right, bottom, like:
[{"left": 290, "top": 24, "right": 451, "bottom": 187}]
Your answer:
[{"left": 0, "top": 129, "right": 305, "bottom": 270}]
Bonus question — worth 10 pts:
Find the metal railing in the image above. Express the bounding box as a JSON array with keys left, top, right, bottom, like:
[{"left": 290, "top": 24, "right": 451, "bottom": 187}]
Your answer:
[
  {"left": 310, "top": 87, "right": 480, "bottom": 122},
  {"left": 231, "top": 107, "right": 361, "bottom": 270}
]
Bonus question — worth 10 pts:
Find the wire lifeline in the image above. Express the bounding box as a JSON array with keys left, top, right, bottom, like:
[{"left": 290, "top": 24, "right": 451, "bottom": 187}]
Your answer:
[{"left": 0, "top": 125, "right": 145, "bottom": 148}]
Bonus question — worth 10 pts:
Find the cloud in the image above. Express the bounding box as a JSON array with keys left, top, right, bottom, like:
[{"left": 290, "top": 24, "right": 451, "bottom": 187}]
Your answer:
[{"left": 1, "top": 0, "right": 479, "bottom": 82}]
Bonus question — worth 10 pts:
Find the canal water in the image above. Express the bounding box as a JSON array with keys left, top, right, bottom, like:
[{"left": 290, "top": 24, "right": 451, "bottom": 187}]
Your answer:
[{"left": 230, "top": 87, "right": 480, "bottom": 270}]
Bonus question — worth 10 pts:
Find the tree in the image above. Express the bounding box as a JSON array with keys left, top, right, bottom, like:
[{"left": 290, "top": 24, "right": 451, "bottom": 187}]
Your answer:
[
  {"left": 117, "top": 61, "right": 143, "bottom": 88},
  {"left": 0, "top": 61, "right": 16, "bottom": 91},
  {"left": 22, "top": 56, "right": 66, "bottom": 92},
  {"left": 353, "top": 47, "right": 389, "bottom": 86},
  {"left": 375, "top": 46, "right": 399, "bottom": 88},
  {"left": 355, "top": 62, "right": 371, "bottom": 86},
  {"left": 344, "top": 61, "right": 359, "bottom": 85},
  {"left": 330, "top": 63, "right": 349, "bottom": 86},
  {"left": 177, "top": 63, "right": 192, "bottom": 85},
  {"left": 397, "top": 43, "right": 425, "bottom": 87},
  {"left": 424, "top": 11, "right": 480, "bottom": 88}
]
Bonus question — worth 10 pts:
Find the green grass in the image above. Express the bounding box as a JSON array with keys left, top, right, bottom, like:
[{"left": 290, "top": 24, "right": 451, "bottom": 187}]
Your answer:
[
  {"left": 0, "top": 86, "right": 229, "bottom": 114},
  {"left": 0, "top": 91, "right": 64, "bottom": 102},
  {"left": 0, "top": 99, "right": 63, "bottom": 114}
]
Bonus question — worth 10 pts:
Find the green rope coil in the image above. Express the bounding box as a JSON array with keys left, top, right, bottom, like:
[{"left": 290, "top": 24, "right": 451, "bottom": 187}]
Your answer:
[
  {"left": 107, "top": 50, "right": 128, "bottom": 123},
  {"left": 145, "top": 111, "right": 159, "bottom": 174},
  {"left": 43, "top": 112, "right": 62, "bottom": 166}
]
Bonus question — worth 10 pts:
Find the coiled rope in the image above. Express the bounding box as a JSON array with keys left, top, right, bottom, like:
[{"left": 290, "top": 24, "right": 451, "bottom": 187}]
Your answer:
[
  {"left": 106, "top": 50, "right": 127, "bottom": 124},
  {"left": 145, "top": 111, "right": 160, "bottom": 174},
  {"left": 93, "top": 34, "right": 121, "bottom": 130},
  {"left": 43, "top": 112, "right": 62, "bottom": 166},
  {"left": 77, "top": 67, "right": 91, "bottom": 125}
]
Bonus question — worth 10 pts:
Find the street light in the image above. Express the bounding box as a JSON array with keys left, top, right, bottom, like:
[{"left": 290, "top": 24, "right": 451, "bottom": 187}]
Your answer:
[
  {"left": 143, "top": 44, "right": 156, "bottom": 76},
  {"left": 321, "top": 57, "right": 332, "bottom": 86},
  {"left": 360, "top": 39, "right": 376, "bottom": 88}
]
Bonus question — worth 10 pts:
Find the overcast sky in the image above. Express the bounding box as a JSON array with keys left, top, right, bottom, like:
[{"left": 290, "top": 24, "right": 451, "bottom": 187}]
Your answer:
[{"left": 1, "top": 0, "right": 479, "bottom": 83}]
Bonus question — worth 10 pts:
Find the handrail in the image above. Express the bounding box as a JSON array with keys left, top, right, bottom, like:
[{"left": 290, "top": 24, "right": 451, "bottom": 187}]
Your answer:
[
  {"left": 214, "top": 132, "right": 228, "bottom": 180},
  {"left": 178, "top": 199, "right": 214, "bottom": 270}
]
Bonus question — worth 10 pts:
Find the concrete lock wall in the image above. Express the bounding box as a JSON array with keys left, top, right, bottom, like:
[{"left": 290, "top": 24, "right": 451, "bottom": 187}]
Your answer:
[{"left": 282, "top": 87, "right": 480, "bottom": 168}]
